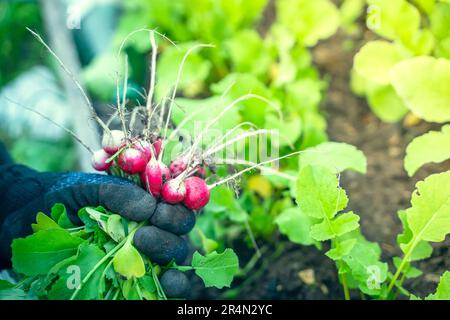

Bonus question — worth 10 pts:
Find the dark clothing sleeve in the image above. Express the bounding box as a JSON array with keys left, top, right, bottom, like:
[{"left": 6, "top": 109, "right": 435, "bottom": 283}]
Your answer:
[{"left": 0, "top": 143, "right": 13, "bottom": 166}]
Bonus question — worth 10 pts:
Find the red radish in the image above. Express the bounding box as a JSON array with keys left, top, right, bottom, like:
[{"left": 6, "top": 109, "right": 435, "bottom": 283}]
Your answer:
[
  {"left": 141, "top": 159, "right": 171, "bottom": 197},
  {"left": 169, "top": 158, "right": 188, "bottom": 177},
  {"left": 153, "top": 138, "right": 162, "bottom": 158},
  {"left": 194, "top": 166, "right": 206, "bottom": 178},
  {"left": 102, "top": 130, "right": 126, "bottom": 154},
  {"left": 183, "top": 176, "right": 210, "bottom": 210},
  {"left": 161, "top": 178, "right": 186, "bottom": 204},
  {"left": 134, "top": 140, "right": 152, "bottom": 161},
  {"left": 91, "top": 149, "right": 112, "bottom": 171},
  {"left": 118, "top": 148, "right": 148, "bottom": 174}
]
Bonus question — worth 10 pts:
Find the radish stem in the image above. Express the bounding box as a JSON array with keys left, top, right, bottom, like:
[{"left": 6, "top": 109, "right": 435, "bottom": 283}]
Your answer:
[
  {"left": 145, "top": 31, "right": 158, "bottom": 139},
  {"left": 117, "top": 55, "right": 129, "bottom": 137},
  {"left": 117, "top": 28, "right": 177, "bottom": 59},
  {"left": 146, "top": 31, "right": 157, "bottom": 116}
]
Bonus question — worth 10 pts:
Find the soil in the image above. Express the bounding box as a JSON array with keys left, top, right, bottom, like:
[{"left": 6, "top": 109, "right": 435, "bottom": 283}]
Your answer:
[{"left": 192, "top": 22, "right": 450, "bottom": 300}]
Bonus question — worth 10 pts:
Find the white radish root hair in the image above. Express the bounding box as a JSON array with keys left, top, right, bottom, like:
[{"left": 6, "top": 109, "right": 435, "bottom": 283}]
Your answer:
[
  {"left": 5, "top": 96, "right": 94, "bottom": 154},
  {"left": 216, "top": 159, "right": 296, "bottom": 181},
  {"left": 182, "top": 93, "right": 283, "bottom": 171},
  {"left": 208, "top": 149, "right": 324, "bottom": 189},
  {"left": 204, "top": 129, "right": 271, "bottom": 158},
  {"left": 161, "top": 43, "right": 215, "bottom": 144},
  {"left": 26, "top": 28, "right": 110, "bottom": 134}
]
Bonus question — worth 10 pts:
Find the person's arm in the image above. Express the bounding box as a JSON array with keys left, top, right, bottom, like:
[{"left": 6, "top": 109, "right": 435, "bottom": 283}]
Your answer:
[
  {"left": 0, "top": 144, "right": 193, "bottom": 297},
  {"left": 0, "top": 142, "right": 12, "bottom": 165}
]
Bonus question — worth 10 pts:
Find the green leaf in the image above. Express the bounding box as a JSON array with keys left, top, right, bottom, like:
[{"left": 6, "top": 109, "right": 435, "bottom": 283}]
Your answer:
[
  {"left": 106, "top": 214, "right": 126, "bottom": 242},
  {"left": 285, "top": 79, "right": 324, "bottom": 114},
  {"left": 121, "top": 278, "right": 140, "bottom": 300},
  {"left": 367, "top": 85, "right": 409, "bottom": 122},
  {"left": 225, "top": 29, "right": 273, "bottom": 76},
  {"left": 275, "top": 207, "right": 316, "bottom": 245},
  {"left": 83, "top": 207, "right": 108, "bottom": 231},
  {"left": 296, "top": 165, "right": 348, "bottom": 220},
  {"left": 0, "top": 287, "right": 33, "bottom": 300},
  {"left": 340, "top": 0, "right": 365, "bottom": 30},
  {"left": 392, "top": 257, "right": 423, "bottom": 279},
  {"left": 390, "top": 56, "right": 450, "bottom": 123},
  {"left": 277, "top": 0, "right": 340, "bottom": 46},
  {"left": 12, "top": 229, "right": 84, "bottom": 276},
  {"left": 48, "top": 243, "right": 108, "bottom": 300},
  {"left": 211, "top": 73, "right": 273, "bottom": 127},
  {"left": 354, "top": 41, "right": 405, "bottom": 85},
  {"left": 326, "top": 238, "right": 357, "bottom": 260},
  {"left": 413, "top": 0, "right": 435, "bottom": 15},
  {"left": 430, "top": 2, "right": 450, "bottom": 40},
  {"left": 403, "top": 29, "right": 435, "bottom": 56},
  {"left": 397, "top": 210, "right": 433, "bottom": 261},
  {"left": 191, "top": 249, "right": 239, "bottom": 289},
  {"left": 0, "top": 280, "right": 14, "bottom": 290},
  {"left": 31, "top": 212, "right": 62, "bottom": 233},
  {"left": 205, "top": 186, "right": 248, "bottom": 222},
  {"left": 113, "top": 241, "right": 145, "bottom": 279},
  {"left": 172, "top": 96, "right": 241, "bottom": 140},
  {"left": 50, "top": 203, "right": 75, "bottom": 229},
  {"left": 194, "top": 227, "right": 219, "bottom": 254},
  {"left": 138, "top": 275, "right": 156, "bottom": 293},
  {"left": 426, "top": 271, "right": 450, "bottom": 300},
  {"left": 342, "top": 235, "right": 388, "bottom": 295},
  {"left": 405, "top": 125, "right": 450, "bottom": 176},
  {"left": 402, "top": 171, "right": 450, "bottom": 261},
  {"left": 82, "top": 52, "right": 126, "bottom": 101},
  {"left": 50, "top": 203, "right": 65, "bottom": 221},
  {"left": 310, "top": 212, "right": 360, "bottom": 241},
  {"left": 265, "top": 113, "right": 302, "bottom": 147},
  {"left": 156, "top": 43, "right": 212, "bottom": 99},
  {"left": 367, "top": 0, "right": 420, "bottom": 44},
  {"left": 299, "top": 142, "right": 367, "bottom": 174},
  {"left": 435, "top": 36, "right": 450, "bottom": 58}
]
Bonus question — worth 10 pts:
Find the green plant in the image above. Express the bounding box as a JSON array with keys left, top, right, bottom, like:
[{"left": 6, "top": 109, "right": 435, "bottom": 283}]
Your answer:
[
  {"left": 342, "top": 0, "right": 450, "bottom": 299},
  {"left": 280, "top": 160, "right": 450, "bottom": 300},
  {"left": 0, "top": 204, "right": 239, "bottom": 300},
  {"left": 0, "top": 2, "right": 43, "bottom": 86},
  {"left": 352, "top": 0, "right": 450, "bottom": 125}
]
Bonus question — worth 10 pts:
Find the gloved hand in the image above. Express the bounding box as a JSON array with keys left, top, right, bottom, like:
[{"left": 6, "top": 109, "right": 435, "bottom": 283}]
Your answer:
[{"left": 0, "top": 163, "right": 195, "bottom": 296}]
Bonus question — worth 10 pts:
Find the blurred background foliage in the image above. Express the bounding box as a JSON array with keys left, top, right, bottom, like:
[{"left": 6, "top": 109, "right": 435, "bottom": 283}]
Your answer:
[{"left": 0, "top": 0, "right": 367, "bottom": 253}]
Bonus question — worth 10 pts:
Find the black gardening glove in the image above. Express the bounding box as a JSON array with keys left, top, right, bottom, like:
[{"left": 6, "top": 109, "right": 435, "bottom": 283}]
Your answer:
[{"left": 0, "top": 161, "right": 195, "bottom": 279}]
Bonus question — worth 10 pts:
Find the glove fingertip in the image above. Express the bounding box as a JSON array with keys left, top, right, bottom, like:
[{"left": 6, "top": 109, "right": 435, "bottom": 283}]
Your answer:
[
  {"left": 100, "top": 184, "right": 157, "bottom": 221},
  {"left": 160, "top": 269, "right": 190, "bottom": 298},
  {"left": 134, "top": 226, "right": 188, "bottom": 265}
]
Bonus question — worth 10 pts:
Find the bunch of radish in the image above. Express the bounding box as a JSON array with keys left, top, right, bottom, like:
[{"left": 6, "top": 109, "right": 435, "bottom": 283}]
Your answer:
[{"left": 91, "top": 130, "right": 211, "bottom": 210}]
